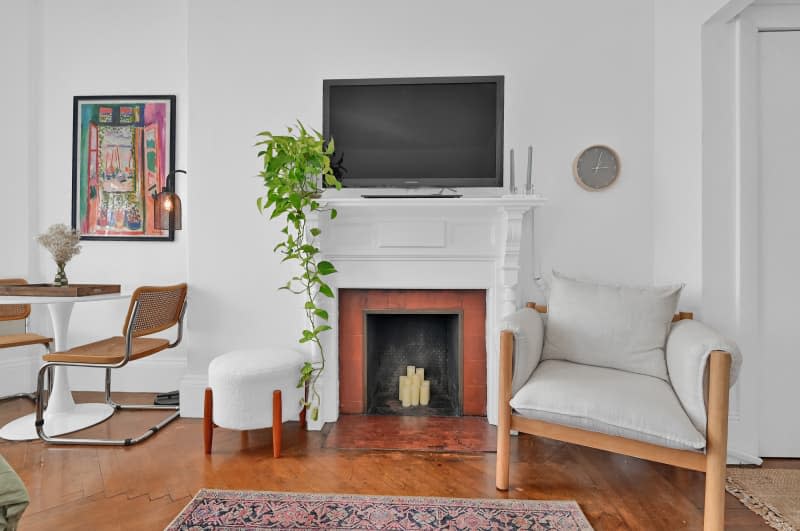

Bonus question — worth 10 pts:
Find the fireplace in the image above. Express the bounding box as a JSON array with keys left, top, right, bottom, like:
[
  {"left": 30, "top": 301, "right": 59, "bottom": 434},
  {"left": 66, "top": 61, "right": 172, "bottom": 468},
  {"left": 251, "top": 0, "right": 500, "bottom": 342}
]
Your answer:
[
  {"left": 339, "top": 289, "right": 486, "bottom": 416},
  {"left": 365, "top": 312, "right": 462, "bottom": 416}
]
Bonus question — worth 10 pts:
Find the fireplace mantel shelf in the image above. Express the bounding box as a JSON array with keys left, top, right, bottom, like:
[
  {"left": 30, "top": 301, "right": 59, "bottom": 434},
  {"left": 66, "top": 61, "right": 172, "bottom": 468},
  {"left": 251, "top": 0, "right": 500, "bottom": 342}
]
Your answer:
[{"left": 319, "top": 194, "right": 547, "bottom": 209}]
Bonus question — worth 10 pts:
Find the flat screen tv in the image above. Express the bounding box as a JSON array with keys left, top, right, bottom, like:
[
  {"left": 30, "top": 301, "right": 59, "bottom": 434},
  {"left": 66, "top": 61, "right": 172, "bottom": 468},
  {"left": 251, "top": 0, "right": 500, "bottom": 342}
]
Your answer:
[{"left": 323, "top": 76, "right": 503, "bottom": 188}]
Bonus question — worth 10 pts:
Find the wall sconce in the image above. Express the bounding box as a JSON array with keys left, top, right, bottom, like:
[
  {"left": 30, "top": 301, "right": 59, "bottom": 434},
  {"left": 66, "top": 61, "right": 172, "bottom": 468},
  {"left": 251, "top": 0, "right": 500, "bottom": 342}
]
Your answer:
[{"left": 153, "top": 169, "right": 186, "bottom": 231}]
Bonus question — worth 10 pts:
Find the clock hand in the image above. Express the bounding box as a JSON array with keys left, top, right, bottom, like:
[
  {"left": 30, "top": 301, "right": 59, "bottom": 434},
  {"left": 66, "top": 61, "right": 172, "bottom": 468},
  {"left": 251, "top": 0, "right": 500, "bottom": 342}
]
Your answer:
[{"left": 593, "top": 151, "right": 604, "bottom": 174}]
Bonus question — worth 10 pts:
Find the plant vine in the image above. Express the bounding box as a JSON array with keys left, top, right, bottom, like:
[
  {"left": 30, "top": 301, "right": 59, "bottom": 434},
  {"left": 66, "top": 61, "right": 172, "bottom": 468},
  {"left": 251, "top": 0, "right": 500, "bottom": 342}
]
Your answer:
[{"left": 256, "top": 121, "right": 341, "bottom": 422}]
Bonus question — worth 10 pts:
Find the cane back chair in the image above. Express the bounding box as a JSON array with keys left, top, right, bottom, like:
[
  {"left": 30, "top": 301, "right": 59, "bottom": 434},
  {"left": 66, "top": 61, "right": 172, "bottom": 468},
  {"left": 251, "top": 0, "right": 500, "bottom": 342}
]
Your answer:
[
  {"left": 35, "top": 283, "right": 187, "bottom": 445},
  {"left": 0, "top": 279, "right": 52, "bottom": 402}
]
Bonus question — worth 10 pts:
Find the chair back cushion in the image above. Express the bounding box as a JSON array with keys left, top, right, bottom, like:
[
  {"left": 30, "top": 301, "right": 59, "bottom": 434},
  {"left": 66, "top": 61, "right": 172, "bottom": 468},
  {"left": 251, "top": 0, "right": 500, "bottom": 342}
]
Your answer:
[{"left": 542, "top": 271, "right": 681, "bottom": 380}]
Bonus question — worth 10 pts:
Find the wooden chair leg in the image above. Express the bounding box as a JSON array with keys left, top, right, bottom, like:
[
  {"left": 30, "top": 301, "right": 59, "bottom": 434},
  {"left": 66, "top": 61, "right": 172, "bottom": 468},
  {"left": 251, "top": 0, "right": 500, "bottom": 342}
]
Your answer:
[
  {"left": 703, "top": 350, "right": 731, "bottom": 531},
  {"left": 272, "top": 390, "right": 282, "bottom": 458},
  {"left": 203, "top": 387, "right": 213, "bottom": 455},
  {"left": 496, "top": 330, "right": 513, "bottom": 491}
]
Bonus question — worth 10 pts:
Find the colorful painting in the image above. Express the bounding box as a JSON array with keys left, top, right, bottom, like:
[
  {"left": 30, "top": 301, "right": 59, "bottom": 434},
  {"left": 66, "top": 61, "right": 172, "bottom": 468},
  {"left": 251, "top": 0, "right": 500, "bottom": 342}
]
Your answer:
[{"left": 72, "top": 95, "right": 176, "bottom": 241}]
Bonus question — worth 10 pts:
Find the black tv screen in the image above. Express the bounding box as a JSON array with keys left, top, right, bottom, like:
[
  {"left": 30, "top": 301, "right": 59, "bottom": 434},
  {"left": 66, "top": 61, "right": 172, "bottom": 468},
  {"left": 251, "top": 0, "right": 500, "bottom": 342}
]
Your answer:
[{"left": 323, "top": 76, "right": 503, "bottom": 188}]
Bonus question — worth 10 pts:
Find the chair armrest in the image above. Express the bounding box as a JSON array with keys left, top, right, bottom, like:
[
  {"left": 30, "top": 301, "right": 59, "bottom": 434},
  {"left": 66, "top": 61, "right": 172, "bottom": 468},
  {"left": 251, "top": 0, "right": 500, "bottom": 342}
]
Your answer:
[
  {"left": 666, "top": 319, "right": 742, "bottom": 434},
  {"left": 500, "top": 307, "right": 545, "bottom": 395}
]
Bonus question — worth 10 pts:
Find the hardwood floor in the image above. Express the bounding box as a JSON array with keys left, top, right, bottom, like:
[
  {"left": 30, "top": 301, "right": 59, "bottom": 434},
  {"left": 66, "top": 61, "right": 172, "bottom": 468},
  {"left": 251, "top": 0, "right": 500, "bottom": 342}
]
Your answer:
[{"left": 0, "top": 393, "right": 783, "bottom": 530}]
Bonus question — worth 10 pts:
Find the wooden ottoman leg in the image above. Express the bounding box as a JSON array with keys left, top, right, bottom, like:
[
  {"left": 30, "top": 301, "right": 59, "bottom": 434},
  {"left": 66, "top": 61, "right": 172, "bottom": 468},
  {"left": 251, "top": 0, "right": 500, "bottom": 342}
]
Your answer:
[
  {"left": 204, "top": 387, "right": 213, "bottom": 454},
  {"left": 273, "top": 390, "right": 282, "bottom": 458}
]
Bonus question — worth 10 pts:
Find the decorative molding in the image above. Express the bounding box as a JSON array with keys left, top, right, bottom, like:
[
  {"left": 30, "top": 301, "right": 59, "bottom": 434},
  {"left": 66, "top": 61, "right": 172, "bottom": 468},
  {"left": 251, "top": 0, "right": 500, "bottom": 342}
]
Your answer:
[{"left": 310, "top": 197, "right": 546, "bottom": 430}]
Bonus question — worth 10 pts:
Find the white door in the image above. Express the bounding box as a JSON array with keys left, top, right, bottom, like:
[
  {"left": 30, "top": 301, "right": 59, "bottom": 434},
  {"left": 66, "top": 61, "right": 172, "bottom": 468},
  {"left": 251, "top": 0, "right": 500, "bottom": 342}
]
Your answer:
[{"left": 758, "top": 30, "right": 800, "bottom": 457}]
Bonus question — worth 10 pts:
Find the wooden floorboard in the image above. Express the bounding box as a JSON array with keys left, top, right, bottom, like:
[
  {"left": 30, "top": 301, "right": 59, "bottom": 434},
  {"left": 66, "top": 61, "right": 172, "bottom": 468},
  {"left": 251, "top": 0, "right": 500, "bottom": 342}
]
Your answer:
[{"left": 0, "top": 392, "right": 789, "bottom": 530}]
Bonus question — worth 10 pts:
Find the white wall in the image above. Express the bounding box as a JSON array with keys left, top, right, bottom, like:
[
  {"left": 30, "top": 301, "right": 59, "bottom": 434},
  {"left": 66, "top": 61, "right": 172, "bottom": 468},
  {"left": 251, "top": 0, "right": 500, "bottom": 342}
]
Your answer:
[
  {"left": 185, "top": 0, "right": 656, "bottom": 386},
  {"left": 652, "top": 0, "right": 734, "bottom": 310},
  {"left": 0, "top": 0, "right": 38, "bottom": 278},
  {"left": 29, "top": 0, "right": 189, "bottom": 390},
  {"left": 2, "top": 0, "right": 657, "bottom": 406}
]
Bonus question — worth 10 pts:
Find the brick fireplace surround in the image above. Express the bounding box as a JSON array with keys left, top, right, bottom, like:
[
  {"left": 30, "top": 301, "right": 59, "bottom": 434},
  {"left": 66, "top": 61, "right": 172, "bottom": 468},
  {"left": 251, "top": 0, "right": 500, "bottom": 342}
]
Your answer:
[{"left": 338, "top": 289, "right": 487, "bottom": 416}]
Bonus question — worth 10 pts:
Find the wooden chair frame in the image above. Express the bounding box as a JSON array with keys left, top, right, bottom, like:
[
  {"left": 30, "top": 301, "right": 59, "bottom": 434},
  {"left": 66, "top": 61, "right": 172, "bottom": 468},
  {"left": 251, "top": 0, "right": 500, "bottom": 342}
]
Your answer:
[
  {"left": 33, "top": 284, "right": 187, "bottom": 446},
  {"left": 496, "top": 304, "right": 731, "bottom": 531}
]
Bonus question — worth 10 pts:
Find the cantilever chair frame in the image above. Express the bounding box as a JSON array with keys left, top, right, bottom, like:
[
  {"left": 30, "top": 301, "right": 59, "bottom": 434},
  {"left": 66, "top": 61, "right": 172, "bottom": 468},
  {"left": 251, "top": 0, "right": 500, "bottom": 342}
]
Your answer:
[
  {"left": 496, "top": 303, "right": 732, "bottom": 531},
  {"left": 34, "top": 285, "right": 187, "bottom": 446},
  {"left": 0, "top": 278, "right": 53, "bottom": 403}
]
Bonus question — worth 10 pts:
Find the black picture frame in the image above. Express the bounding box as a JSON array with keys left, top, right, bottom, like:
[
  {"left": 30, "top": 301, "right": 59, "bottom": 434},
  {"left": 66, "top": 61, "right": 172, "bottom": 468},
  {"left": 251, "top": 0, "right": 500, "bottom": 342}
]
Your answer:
[{"left": 72, "top": 95, "right": 176, "bottom": 241}]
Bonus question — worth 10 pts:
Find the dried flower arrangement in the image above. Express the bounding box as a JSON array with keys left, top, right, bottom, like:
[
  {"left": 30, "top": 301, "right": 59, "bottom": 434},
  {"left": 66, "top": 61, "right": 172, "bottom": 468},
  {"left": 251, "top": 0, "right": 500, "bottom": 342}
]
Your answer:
[{"left": 36, "top": 224, "right": 81, "bottom": 286}]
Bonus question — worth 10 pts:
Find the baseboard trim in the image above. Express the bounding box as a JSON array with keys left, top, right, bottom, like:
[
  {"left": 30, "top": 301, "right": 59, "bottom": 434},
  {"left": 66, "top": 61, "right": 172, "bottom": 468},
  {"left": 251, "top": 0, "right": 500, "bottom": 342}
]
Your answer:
[
  {"left": 728, "top": 448, "right": 763, "bottom": 466},
  {"left": 179, "top": 373, "right": 208, "bottom": 418}
]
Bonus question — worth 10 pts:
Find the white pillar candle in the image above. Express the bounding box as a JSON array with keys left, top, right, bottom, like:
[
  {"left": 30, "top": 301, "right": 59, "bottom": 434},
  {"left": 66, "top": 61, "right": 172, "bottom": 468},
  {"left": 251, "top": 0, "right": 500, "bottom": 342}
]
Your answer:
[
  {"left": 406, "top": 365, "right": 416, "bottom": 378},
  {"left": 410, "top": 382, "right": 420, "bottom": 406},
  {"left": 415, "top": 367, "right": 424, "bottom": 384},
  {"left": 400, "top": 380, "right": 411, "bottom": 407},
  {"left": 420, "top": 380, "right": 430, "bottom": 406},
  {"left": 398, "top": 375, "right": 408, "bottom": 400}
]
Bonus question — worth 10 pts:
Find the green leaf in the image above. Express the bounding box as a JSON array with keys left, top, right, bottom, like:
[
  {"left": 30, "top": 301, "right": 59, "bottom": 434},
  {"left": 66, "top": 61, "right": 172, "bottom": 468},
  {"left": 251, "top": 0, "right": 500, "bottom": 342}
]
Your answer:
[
  {"left": 310, "top": 227, "right": 321, "bottom": 237},
  {"left": 256, "top": 196, "right": 263, "bottom": 213},
  {"left": 304, "top": 301, "right": 316, "bottom": 310},
  {"left": 314, "top": 325, "right": 332, "bottom": 334},
  {"left": 317, "top": 261, "right": 336, "bottom": 276},
  {"left": 330, "top": 208, "right": 337, "bottom": 220},
  {"left": 318, "top": 283, "right": 334, "bottom": 298},
  {"left": 313, "top": 308, "right": 329, "bottom": 320}
]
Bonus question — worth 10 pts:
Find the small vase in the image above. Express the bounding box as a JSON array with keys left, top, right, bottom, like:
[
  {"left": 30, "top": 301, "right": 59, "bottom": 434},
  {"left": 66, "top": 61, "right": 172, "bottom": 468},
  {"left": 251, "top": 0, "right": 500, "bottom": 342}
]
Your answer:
[{"left": 54, "top": 262, "right": 68, "bottom": 287}]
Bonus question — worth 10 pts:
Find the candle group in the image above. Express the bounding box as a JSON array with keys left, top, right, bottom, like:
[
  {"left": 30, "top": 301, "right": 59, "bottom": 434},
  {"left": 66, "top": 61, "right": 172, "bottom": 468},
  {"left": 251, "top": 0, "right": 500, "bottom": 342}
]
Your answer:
[{"left": 399, "top": 366, "right": 430, "bottom": 407}]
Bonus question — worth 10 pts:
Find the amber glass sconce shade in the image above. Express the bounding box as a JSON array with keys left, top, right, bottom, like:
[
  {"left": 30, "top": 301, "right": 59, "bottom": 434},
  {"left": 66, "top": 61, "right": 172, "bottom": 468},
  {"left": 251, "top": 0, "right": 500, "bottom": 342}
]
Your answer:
[{"left": 154, "top": 169, "right": 186, "bottom": 231}]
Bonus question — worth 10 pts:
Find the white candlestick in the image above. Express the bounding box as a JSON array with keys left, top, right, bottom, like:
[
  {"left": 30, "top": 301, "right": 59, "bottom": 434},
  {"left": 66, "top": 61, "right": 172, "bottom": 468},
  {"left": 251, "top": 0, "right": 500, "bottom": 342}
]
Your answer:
[
  {"left": 399, "top": 375, "right": 408, "bottom": 400},
  {"left": 415, "top": 367, "right": 424, "bottom": 385},
  {"left": 509, "top": 148, "right": 516, "bottom": 193},
  {"left": 526, "top": 145, "right": 533, "bottom": 194},
  {"left": 406, "top": 365, "right": 415, "bottom": 378}
]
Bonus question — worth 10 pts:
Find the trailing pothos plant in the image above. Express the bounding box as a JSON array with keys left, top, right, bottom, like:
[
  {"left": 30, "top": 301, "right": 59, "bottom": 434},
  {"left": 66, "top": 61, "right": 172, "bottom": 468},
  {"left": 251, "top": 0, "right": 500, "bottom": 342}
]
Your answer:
[{"left": 256, "top": 121, "right": 342, "bottom": 423}]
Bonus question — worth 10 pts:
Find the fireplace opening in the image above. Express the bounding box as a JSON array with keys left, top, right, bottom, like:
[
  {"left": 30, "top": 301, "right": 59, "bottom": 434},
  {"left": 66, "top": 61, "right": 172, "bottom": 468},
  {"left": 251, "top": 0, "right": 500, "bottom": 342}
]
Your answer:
[{"left": 365, "top": 312, "right": 462, "bottom": 416}]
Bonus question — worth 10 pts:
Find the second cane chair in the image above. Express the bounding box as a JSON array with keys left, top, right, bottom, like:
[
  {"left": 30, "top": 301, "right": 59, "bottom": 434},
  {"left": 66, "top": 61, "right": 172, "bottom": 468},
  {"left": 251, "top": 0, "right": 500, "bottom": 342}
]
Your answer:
[
  {"left": 34, "top": 283, "right": 187, "bottom": 445},
  {"left": 0, "top": 279, "right": 53, "bottom": 402}
]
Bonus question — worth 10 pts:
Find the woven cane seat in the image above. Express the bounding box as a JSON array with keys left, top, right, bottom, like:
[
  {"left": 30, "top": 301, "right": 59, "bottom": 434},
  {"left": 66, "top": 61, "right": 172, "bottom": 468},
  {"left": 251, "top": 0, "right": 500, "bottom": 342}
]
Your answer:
[
  {"left": 0, "top": 333, "right": 51, "bottom": 349},
  {"left": 43, "top": 336, "right": 170, "bottom": 364}
]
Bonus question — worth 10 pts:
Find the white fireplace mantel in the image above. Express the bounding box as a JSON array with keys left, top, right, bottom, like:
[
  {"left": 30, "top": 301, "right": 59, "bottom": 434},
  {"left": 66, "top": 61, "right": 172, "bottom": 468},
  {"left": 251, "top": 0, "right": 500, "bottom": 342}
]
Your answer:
[{"left": 305, "top": 193, "right": 546, "bottom": 429}]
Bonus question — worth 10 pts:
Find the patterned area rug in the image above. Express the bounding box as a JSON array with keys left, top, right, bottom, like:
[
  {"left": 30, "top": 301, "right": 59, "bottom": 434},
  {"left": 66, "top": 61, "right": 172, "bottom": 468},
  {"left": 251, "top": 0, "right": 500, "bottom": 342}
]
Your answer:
[
  {"left": 727, "top": 468, "right": 800, "bottom": 531},
  {"left": 166, "top": 489, "right": 593, "bottom": 530}
]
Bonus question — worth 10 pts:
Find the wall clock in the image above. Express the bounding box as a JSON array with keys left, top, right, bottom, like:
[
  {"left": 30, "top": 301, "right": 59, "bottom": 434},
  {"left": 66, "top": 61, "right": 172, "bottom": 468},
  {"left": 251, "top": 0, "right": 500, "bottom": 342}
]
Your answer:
[{"left": 573, "top": 145, "right": 620, "bottom": 191}]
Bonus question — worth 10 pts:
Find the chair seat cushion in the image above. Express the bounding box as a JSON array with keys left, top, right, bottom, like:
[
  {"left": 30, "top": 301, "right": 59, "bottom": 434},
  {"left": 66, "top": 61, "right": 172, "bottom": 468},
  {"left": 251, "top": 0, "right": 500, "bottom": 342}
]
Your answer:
[
  {"left": 510, "top": 359, "right": 705, "bottom": 450},
  {"left": 0, "top": 333, "right": 51, "bottom": 349},
  {"left": 42, "top": 336, "right": 170, "bottom": 364}
]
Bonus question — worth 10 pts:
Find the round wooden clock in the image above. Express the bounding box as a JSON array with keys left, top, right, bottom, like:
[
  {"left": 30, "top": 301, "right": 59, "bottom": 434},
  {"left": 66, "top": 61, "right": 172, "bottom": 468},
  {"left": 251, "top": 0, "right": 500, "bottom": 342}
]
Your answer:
[{"left": 573, "top": 145, "right": 621, "bottom": 191}]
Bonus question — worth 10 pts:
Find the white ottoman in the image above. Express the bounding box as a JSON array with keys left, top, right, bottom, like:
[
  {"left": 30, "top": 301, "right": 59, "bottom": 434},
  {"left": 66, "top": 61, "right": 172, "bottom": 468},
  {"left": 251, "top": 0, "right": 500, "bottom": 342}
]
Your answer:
[{"left": 204, "top": 348, "right": 305, "bottom": 457}]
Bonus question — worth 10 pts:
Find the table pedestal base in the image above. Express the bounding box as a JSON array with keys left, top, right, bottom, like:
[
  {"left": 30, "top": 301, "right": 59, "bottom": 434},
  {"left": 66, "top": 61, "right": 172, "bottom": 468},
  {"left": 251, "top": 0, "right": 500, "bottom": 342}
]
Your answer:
[{"left": 0, "top": 403, "right": 114, "bottom": 441}]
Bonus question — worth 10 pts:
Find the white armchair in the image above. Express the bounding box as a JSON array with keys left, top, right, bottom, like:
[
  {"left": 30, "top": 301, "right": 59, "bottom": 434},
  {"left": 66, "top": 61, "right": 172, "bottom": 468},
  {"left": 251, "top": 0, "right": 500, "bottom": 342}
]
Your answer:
[{"left": 496, "top": 273, "right": 742, "bottom": 531}]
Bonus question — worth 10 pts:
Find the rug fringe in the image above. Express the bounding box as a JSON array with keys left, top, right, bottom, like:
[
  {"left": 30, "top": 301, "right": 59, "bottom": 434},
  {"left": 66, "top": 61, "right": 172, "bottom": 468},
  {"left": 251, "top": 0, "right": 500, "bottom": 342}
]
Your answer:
[{"left": 726, "top": 477, "right": 797, "bottom": 531}]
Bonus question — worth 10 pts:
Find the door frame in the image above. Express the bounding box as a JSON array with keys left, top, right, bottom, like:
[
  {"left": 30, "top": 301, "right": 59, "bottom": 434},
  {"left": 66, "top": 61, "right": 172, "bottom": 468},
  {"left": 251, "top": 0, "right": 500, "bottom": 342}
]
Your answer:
[{"left": 702, "top": 1, "right": 800, "bottom": 461}]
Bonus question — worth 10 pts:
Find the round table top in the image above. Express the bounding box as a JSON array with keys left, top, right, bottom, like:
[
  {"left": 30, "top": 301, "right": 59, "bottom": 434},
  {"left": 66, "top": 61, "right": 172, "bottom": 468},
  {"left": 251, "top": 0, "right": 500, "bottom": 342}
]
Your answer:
[{"left": 0, "top": 292, "right": 130, "bottom": 304}]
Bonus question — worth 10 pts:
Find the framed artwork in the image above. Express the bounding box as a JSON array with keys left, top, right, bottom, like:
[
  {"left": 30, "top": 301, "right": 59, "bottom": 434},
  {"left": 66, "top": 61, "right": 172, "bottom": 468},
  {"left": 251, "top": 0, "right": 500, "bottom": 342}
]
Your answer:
[{"left": 72, "top": 95, "right": 176, "bottom": 241}]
